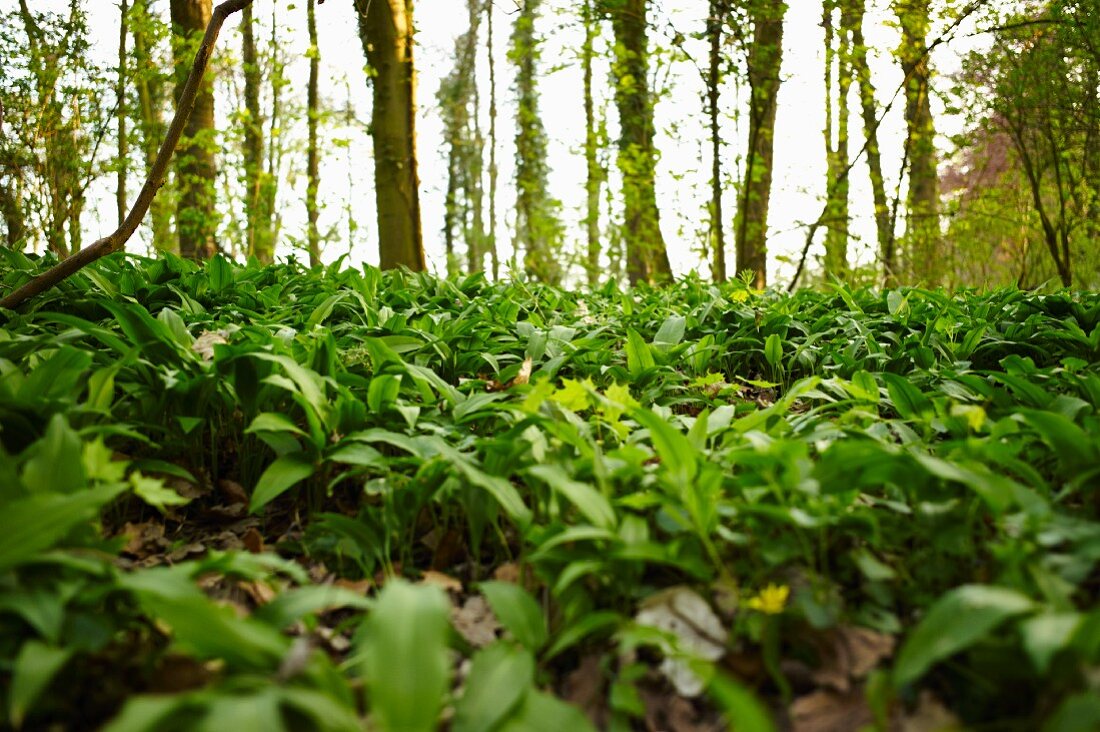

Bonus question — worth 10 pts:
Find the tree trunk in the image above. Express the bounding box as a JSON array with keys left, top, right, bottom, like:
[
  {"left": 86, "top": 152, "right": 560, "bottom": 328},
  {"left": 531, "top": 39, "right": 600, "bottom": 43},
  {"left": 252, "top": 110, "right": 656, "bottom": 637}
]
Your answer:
[
  {"left": 511, "top": 0, "right": 562, "bottom": 284},
  {"left": 0, "top": 181, "right": 25, "bottom": 248},
  {"left": 823, "top": 0, "right": 849, "bottom": 279},
  {"left": 241, "top": 4, "right": 273, "bottom": 262},
  {"left": 486, "top": 0, "right": 499, "bottom": 279},
  {"left": 610, "top": 0, "right": 672, "bottom": 285},
  {"left": 847, "top": 0, "right": 892, "bottom": 285},
  {"left": 583, "top": 0, "right": 603, "bottom": 288},
  {"left": 735, "top": 0, "right": 785, "bottom": 289},
  {"left": 708, "top": 0, "right": 726, "bottom": 283},
  {"left": 355, "top": 0, "right": 425, "bottom": 271},
  {"left": 133, "top": 0, "right": 174, "bottom": 252},
  {"left": 171, "top": 0, "right": 217, "bottom": 260},
  {"left": 895, "top": 0, "right": 939, "bottom": 284},
  {"left": 306, "top": 0, "right": 321, "bottom": 266},
  {"left": 118, "top": 0, "right": 130, "bottom": 227}
]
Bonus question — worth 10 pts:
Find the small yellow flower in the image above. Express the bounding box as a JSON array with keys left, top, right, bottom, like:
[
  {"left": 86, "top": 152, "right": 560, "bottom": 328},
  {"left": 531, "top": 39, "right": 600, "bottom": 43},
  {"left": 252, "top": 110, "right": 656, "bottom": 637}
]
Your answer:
[
  {"left": 745, "top": 584, "right": 790, "bottom": 615},
  {"left": 730, "top": 289, "right": 750, "bottom": 304}
]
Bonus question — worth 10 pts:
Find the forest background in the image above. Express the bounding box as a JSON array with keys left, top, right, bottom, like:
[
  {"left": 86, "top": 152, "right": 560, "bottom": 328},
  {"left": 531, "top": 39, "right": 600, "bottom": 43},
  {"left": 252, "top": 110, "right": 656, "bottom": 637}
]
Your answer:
[{"left": 6, "top": 0, "right": 1092, "bottom": 291}]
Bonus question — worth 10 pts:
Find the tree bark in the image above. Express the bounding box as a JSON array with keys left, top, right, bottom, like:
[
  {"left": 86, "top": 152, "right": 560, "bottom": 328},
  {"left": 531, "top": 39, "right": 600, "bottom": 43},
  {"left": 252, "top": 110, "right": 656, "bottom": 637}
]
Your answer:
[
  {"left": 355, "top": 0, "right": 425, "bottom": 271},
  {"left": 708, "top": 0, "right": 726, "bottom": 283},
  {"left": 1, "top": 0, "right": 254, "bottom": 311},
  {"left": 583, "top": 0, "right": 603, "bottom": 288},
  {"left": 847, "top": 0, "right": 893, "bottom": 285},
  {"left": 823, "top": 0, "right": 850, "bottom": 279},
  {"left": 894, "top": 0, "right": 939, "bottom": 284},
  {"left": 133, "top": 0, "right": 174, "bottom": 252},
  {"left": 306, "top": 0, "right": 321, "bottom": 266},
  {"left": 487, "top": 0, "right": 499, "bottom": 279},
  {"left": 610, "top": 0, "right": 672, "bottom": 285},
  {"left": 118, "top": 0, "right": 130, "bottom": 227},
  {"left": 735, "top": 0, "right": 785, "bottom": 289},
  {"left": 241, "top": 4, "right": 274, "bottom": 262},
  {"left": 171, "top": 0, "right": 218, "bottom": 260}
]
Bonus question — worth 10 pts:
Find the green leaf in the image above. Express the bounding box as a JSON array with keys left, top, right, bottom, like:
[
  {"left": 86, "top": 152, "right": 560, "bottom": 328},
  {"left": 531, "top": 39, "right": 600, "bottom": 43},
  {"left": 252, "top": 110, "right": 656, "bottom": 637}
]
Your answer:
[
  {"left": 131, "top": 471, "right": 191, "bottom": 510},
  {"left": 253, "top": 586, "right": 373, "bottom": 629},
  {"left": 453, "top": 643, "right": 535, "bottom": 732},
  {"left": 894, "top": 585, "right": 1035, "bottom": 688},
  {"left": 1020, "top": 613, "right": 1081, "bottom": 674},
  {"left": 207, "top": 254, "right": 233, "bottom": 293},
  {"left": 764, "top": 333, "right": 783, "bottom": 369},
  {"left": 882, "top": 373, "right": 933, "bottom": 420},
  {"left": 9, "top": 641, "right": 72, "bottom": 728},
  {"left": 249, "top": 452, "right": 315, "bottom": 513},
  {"left": 479, "top": 581, "right": 548, "bottom": 652},
  {"left": 632, "top": 408, "right": 698, "bottom": 485},
  {"left": 246, "top": 412, "right": 307, "bottom": 437},
  {"left": 0, "top": 484, "right": 126, "bottom": 573},
  {"left": 1020, "top": 410, "right": 1099, "bottom": 474},
  {"left": 358, "top": 580, "right": 451, "bottom": 732},
  {"left": 707, "top": 673, "right": 777, "bottom": 732},
  {"left": 497, "top": 689, "right": 595, "bottom": 732},
  {"left": 653, "top": 316, "right": 686, "bottom": 349},
  {"left": 625, "top": 329, "right": 656, "bottom": 377},
  {"left": 21, "top": 414, "right": 85, "bottom": 495},
  {"left": 527, "top": 464, "right": 616, "bottom": 530}
]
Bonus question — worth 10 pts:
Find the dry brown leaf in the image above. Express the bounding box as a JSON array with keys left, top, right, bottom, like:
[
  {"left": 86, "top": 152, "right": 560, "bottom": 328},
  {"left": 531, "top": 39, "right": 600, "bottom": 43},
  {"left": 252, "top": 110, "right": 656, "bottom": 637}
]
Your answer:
[
  {"left": 451, "top": 595, "right": 500, "bottom": 648},
  {"left": 148, "top": 654, "right": 217, "bottom": 693},
  {"left": 239, "top": 579, "right": 277, "bottom": 606},
  {"left": 806, "top": 626, "right": 896, "bottom": 692},
  {"left": 635, "top": 586, "right": 729, "bottom": 697},
  {"left": 561, "top": 654, "right": 607, "bottom": 727},
  {"left": 493, "top": 562, "right": 521, "bottom": 583},
  {"left": 896, "top": 691, "right": 962, "bottom": 732},
  {"left": 241, "top": 527, "right": 265, "bottom": 554},
  {"left": 218, "top": 479, "right": 249, "bottom": 506},
  {"left": 192, "top": 330, "right": 229, "bottom": 360},
  {"left": 334, "top": 577, "right": 373, "bottom": 595},
  {"left": 511, "top": 357, "right": 533, "bottom": 387},
  {"left": 419, "top": 570, "right": 463, "bottom": 594},
  {"left": 120, "top": 521, "right": 165, "bottom": 558},
  {"left": 790, "top": 688, "right": 875, "bottom": 732}
]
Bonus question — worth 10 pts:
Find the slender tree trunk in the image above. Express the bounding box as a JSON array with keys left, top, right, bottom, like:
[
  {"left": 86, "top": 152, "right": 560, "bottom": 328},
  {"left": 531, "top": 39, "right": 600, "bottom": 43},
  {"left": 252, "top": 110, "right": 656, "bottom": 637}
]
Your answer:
[
  {"left": 133, "top": 0, "right": 174, "bottom": 252},
  {"left": 241, "top": 4, "right": 273, "bottom": 262},
  {"left": 610, "top": 0, "right": 672, "bottom": 285},
  {"left": 487, "top": 0, "right": 499, "bottom": 279},
  {"left": 583, "top": 0, "right": 602, "bottom": 288},
  {"left": 847, "top": 0, "right": 892, "bottom": 285},
  {"left": 894, "top": 0, "right": 939, "bottom": 284},
  {"left": 306, "top": 0, "right": 321, "bottom": 266},
  {"left": 735, "top": 0, "right": 785, "bottom": 289},
  {"left": 118, "top": 0, "right": 130, "bottom": 227},
  {"left": 823, "top": 0, "right": 849, "bottom": 279},
  {"left": 708, "top": 0, "right": 726, "bottom": 283},
  {"left": 511, "top": 0, "right": 562, "bottom": 284},
  {"left": 355, "top": 0, "right": 425, "bottom": 271},
  {"left": 0, "top": 181, "right": 25, "bottom": 247},
  {"left": 171, "top": 0, "right": 217, "bottom": 260}
]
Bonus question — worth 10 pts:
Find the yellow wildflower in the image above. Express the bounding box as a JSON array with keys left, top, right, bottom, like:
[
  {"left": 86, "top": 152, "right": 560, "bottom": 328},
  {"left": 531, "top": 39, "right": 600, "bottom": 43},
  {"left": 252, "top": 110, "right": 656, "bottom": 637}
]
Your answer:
[
  {"left": 730, "top": 289, "right": 750, "bottom": 304},
  {"left": 745, "top": 584, "right": 790, "bottom": 615}
]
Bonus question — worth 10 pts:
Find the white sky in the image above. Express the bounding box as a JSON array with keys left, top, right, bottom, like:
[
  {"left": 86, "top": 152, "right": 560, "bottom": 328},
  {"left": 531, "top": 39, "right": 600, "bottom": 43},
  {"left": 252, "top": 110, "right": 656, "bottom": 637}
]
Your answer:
[{"left": 26, "top": 0, "right": 988, "bottom": 285}]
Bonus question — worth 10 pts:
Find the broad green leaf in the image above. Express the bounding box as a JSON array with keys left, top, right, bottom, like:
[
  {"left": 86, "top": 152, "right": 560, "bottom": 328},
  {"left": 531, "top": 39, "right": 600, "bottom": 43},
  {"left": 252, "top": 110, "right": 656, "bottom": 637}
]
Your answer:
[
  {"left": 206, "top": 254, "right": 233, "bottom": 292},
  {"left": 527, "top": 464, "right": 616, "bottom": 529},
  {"left": 894, "top": 585, "right": 1035, "bottom": 688},
  {"left": 253, "top": 586, "right": 373, "bottom": 629},
  {"left": 9, "top": 641, "right": 72, "bottom": 729},
  {"left": 882, "top": 373, "right": 933, "bottom": 420},
  {"left": 452, "top": 643, "right": 535, "bottom": 732},
  {"left": 131, "top": 471, "right": 191, "bottom": 510},
  {"left": 249, "top": 452, "right": 315, "bottom": 513},
  {"left": 1020, "top": 613, "right": 1081, "bottom": 673},
  {"left": 764, "top": 334, "right": 783, "bottom": 368},
  {"left": 653, "top": 316, "right": 686, "bottom": 349},
  {"left": 632, "top": 408, "right": 698, "bottom": 485},
  {"left": 479, "top": 581, "right": 548, "bottom": 652},
  {"left": 21, "top": 414, "right": 85, "bottom": 495},
  {"left": 0, "top": 483, "right": 126, "bottom": 573},
  {"left": 707, "top": 673, "right": 777, "bottom": 732},
  {"left": 497, "top": 689, "right": 595, "bottom": 732},
  {"left": 625, "top": 329, "right": 655, "bottom": 376},
  {"left": 246, "top": 412, "right": 307, "bottom": 437},
  {"left": 358, "top": 580, "right": 451, "bottom": 732},
  {"left": 1020, "top": 410, "right": 1099, "bottom": 474}
]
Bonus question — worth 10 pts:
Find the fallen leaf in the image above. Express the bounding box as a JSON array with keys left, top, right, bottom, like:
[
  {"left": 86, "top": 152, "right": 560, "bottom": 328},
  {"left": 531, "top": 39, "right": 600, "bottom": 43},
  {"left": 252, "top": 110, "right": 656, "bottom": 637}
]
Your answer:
[
  {"left": 561, "top": 653, "right": 607, "bottom": 727},
  {"left": 789, "top": 687, "right": 874, "bottom": 732},
  {"left": 419, "top": 570, "right": 462, "bottom": 594},
  {"left": 239, "top": 579, "right": 277, "bottom": 606},
  {"left": 192, "top": 329, "right": 229, "bottom": 360},
  {"left": 493, "top": 562, "right": 521, "bottom": 583},
  {"left": 218, "top": 479, "right": 249, "bottom": 506},
  {"left": 242, "top": 527, "right": 265, "bottom": 554},
  {"left": 334, "top": 577, "right": 373, "bottom": 595},
  {"left": 897, "top": 691, "right": 962, "bottom": 732},
  {"left": 802, "top": 625, "right": 896, "bottom": 692},
  {"left": 635, "top": 586, "right": 729, "bottom": 697},
  {"left": 451, "top": 594, "right": 500, "bottom": 648},
  {"left": 511, "top": 357, "right": 533, "bottom": 387},
  {"left": 120, "top": 521, "right": 165, "bottom": 558}
]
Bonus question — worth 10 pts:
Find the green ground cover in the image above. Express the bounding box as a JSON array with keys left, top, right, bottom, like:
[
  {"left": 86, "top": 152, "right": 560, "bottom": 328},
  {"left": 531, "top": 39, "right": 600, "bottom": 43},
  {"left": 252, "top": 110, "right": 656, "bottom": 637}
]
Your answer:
[{"left": 1, "top": 251, "right": 1098, "bottom": 730}]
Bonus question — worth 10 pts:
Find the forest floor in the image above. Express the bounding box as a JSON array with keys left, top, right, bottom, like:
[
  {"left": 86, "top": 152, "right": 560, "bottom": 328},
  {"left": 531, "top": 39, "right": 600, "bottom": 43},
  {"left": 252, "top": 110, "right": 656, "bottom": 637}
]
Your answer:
[{"left": 1, "top": 250, "right": 1098, "bottom": 731}]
